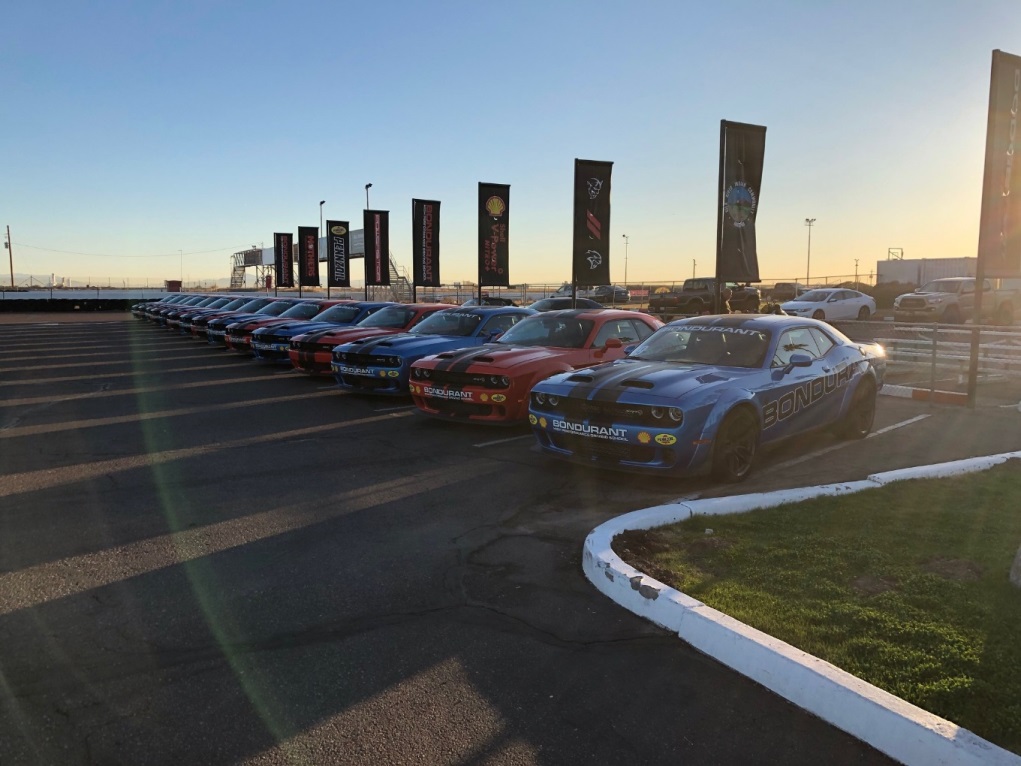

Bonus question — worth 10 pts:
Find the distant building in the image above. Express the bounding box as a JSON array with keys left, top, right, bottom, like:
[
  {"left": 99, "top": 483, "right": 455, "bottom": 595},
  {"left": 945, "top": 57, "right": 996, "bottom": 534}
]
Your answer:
[{"left": 877, "top": 257, "right": 976, "bottom": 284}]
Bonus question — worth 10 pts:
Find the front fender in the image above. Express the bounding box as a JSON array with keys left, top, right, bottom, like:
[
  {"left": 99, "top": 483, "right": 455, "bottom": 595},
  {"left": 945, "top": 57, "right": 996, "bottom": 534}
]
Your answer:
[{"left": 690, "top": 388, "right": 759, "bottom": 469}]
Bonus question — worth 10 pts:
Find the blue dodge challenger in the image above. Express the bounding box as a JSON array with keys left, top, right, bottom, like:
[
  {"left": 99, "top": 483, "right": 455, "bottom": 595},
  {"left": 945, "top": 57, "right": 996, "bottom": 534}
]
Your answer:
[{"left": 528, "top": 314, "right": 886, "bottom": 481}]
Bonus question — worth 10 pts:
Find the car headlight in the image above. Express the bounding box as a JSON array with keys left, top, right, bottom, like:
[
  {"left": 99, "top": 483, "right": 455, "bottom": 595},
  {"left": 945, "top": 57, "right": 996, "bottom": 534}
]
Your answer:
[
  {"left": 547, "top": 395, "right": 559, "bottom": 407},
  {"left": 651, "top": 407, "right": 665, "bottom": 419},
  {"left": 412, "top": 368, "right": 423, "bottom": 379},
  {"left": 534, "top": 392, "right": 546, "bottom": 405},
  {"left": 668, "top": 407, "right": 683, "bottom": 422}
]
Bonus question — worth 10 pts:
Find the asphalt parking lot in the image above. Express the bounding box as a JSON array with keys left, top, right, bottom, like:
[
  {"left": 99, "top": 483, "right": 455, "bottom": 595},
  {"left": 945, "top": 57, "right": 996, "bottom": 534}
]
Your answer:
[{"left": 3, "top": 314, "right": 1020, "bottom": 765}]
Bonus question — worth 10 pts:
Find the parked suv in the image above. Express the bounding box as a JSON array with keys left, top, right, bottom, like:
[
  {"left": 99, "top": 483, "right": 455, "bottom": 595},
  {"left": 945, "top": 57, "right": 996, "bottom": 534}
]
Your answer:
[{"left": 648, "top": 278, "right": 760, "bottom": 318}]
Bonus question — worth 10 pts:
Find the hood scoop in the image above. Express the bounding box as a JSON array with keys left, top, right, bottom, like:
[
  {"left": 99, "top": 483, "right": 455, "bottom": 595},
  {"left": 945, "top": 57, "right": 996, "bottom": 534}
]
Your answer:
[
  {"left": 567, "top": 374, "right": 593, "bottom": 383},
  {"left": 474, "top": 355, "right": 495, "bottom": 363},
  {"left": 697, "top": 372, "right": 728, "bottom": 383}
]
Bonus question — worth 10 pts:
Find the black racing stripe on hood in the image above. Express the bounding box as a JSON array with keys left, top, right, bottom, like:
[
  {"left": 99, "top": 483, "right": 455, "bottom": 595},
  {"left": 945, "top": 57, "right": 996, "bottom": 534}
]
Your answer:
[
  {"left": 433, "top": 346, "right": 485, "bottom": 373},
  {"left": 588, "top": 361, "right": 669, "bottom": 404}
]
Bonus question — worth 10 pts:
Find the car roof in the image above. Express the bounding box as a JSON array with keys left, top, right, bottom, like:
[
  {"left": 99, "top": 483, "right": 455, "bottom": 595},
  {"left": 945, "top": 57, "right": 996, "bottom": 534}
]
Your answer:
[{"left": 665, "top": 313, "right": 834, "bottom": 332}]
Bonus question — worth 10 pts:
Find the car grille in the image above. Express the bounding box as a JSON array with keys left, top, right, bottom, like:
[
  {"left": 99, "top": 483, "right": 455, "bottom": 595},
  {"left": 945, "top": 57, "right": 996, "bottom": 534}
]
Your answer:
[
  {"left": 339, "top": 374, "right": 394, "bottom": 390},
  {"left": 545, "top": 399, "right": 667, "bottom": 427},
  {"left": 898, "top": 297, "right": 928, "bottom": 310},
  {"left": 423, "top": 398, "right": 492, "bottom": 417},
  {"left": 334, "top": 352, "right": 400, "bottom": 368},
  {"left": 416, "top": 370, "right": 508, "bottom": 389}
]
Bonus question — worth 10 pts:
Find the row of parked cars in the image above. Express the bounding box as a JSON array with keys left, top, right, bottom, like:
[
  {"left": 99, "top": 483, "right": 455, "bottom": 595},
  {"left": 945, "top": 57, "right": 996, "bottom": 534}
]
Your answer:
[{"left": 133, "top": 292, "right": 887, "bottom": 482}]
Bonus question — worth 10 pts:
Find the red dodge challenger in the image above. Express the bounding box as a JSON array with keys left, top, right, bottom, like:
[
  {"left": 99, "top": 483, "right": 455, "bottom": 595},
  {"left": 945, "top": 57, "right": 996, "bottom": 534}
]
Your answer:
[
  {"left": 288, "top": 303, "right": 454, "bottom": 375},
  {"left": 409, "top": 308, "right": 662, "bottom": 424}
]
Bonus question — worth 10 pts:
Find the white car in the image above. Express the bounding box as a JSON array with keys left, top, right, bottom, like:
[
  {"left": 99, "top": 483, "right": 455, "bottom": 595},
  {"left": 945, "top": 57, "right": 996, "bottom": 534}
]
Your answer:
[{"left": 781, "top": 288, "right": 876, "bottom": 321}]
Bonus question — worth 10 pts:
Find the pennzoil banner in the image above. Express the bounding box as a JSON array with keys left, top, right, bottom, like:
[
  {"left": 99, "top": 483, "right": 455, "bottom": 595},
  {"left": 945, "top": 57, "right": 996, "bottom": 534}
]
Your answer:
[
  {"left": 363, "top": 210, "right": 390, "bottom": 286},
  {"left": 326, "top": 220, "right": 351, "bottom": 288},
  {"left": 297, "top": 226, "right": 320, "bottom": 287},
  {"left": 572, "top": 159, "right": 612, "bottom": 287},
  {"left": 977, "top": 49, "right": 1021, "bottom": 278},
  {"left": 478, "top": 183, "right": 510, "bottom": 287},
  {"left": 412, "top": 199, "right": 440, "bottom": 287},
  {"left": 274, "top": 232, "right": 293, "bottom": 288},
  {"left": 717, "top": 120, "right": 765, "bottom": 283}
]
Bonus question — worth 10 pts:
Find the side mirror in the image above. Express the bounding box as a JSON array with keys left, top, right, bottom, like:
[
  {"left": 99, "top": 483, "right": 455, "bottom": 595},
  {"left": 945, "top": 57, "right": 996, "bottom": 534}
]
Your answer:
[
  {"left": 623, "top": 344, "right": 639, "bottom": 355},
  {"left": 603, "top": 337, "right": 623, "bottom": 350},
  {"left": 788, "top": 353, "right": 813, "bottom": 369}
]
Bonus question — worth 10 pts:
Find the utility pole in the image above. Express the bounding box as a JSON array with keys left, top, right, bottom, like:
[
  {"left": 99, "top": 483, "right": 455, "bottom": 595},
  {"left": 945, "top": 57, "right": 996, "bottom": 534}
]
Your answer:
[
  {"left": 804, "top": 218, "right": 816, "bottom": 288},
  {"left": 6, "top": 226, "right": 13, "bottom": 287}
]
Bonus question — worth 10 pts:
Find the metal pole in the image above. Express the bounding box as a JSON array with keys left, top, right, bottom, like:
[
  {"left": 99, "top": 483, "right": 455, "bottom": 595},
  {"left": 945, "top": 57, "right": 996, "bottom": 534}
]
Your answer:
[
  {"left": 6, "top": 226, "right": 13, "bottom": 288},
  {"left": 622, "top": 234, "right": 629, "bottom": 290},
  {"left": 320, "top": 201, "right": 327, "bottom": 298},
  {"left": 365, "top": 183, "right": 372, "bottom": 209},
  {"left": 804, "top": 219, "right": 816, "bottom": 288}
]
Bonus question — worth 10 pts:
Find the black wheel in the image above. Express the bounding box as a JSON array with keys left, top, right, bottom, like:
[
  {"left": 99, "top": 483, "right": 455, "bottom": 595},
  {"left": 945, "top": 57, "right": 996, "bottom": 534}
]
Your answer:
[
  {"left": 812, "top": 309, "right": 825, "bottom": 320},
  {"left": 942, "top": 306, "right": 962, "bottom": 324},
  {"left": 711, "top": 409, "right": 759, "bottom": 482},
  {"left": 837, "top": 378, "right": 876, "bottom": 439},
  {"left": 857, "top": 306, "right": 870, "bottom": 321}
]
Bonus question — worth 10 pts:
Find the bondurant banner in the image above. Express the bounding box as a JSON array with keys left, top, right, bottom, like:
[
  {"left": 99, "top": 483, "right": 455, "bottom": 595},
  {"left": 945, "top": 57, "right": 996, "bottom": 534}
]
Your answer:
[
  {"left": 977, "top": 49, "right": 1021, "bottom": 279},
  {"left": 478, "top": 183, "right": 510, "bottom": 287},
  {"left": 412, "top": 199, "right": 441, "bottom": 287},
  {"left": 717, "top": 120, "right": 766, "bottom": 283},
  {"left": 326, "top": 220, "right": 351, "bottom": 288},
  {"left": 274, "top": 232, "right": 294, "bottom": 288},
  {"left": 297, "top": 226, "right": 320, "bottom": 287},
  {"left": 572, "top": 159, "right": 612, "bottom": 287},
  {"left": 363, "top": 210, "right": 391, "bottom": 286}
]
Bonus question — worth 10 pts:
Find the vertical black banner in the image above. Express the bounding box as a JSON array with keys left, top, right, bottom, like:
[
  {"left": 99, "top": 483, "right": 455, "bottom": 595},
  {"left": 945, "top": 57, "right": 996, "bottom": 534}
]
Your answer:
[
  {"left": 478, "top": 183, "right": 510, "bottom": 287},
  {"left": 412, "top": 199, "right": 441, "bottom": 287},
  {"left": 572, "top": 159, "right": 613, "bottom": 287},
  {"left": 297, "top": 226, "right": 320, "bottom": 286},
  {"left": 716, "top": 120, "right": 766, "bottom": 283},
  {"left": 274, "top": 232, "right": 293, "bottom": 288},
  {"left": 326, "top": 220, "right": 351, "bottom": 288},
  {"left": 363, "top": 210, "right": 391, "bottom": 286},
  {"left": 977, "top": 49, "right": 1021, "bottom": 278}
]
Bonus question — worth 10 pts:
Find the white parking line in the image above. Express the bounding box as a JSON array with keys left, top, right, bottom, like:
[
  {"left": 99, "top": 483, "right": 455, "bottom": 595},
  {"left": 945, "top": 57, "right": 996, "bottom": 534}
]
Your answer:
[
  {"left": 770, "top": 414, "right": 931, "bottom": 471},
  {"left": 474, "top": 433, "right": 533, "bottom": 448}
]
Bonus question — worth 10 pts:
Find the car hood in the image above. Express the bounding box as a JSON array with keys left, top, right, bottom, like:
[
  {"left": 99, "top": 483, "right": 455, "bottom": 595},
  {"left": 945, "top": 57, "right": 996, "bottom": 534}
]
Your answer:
[
  {"left": 294, "top": 326, "right": 398, "bottom": 345},
  {"left": 337, "top": 333, "right": 484, "bottom": 358},
  {"left": 418, "top": 344, "right": 578, "bottom": 372},
  {"left": 534, "top": 358, "right": 758, "bottom": 401},
  {"left": 254, "top": 320, "right": 355, "bottom": 338}
]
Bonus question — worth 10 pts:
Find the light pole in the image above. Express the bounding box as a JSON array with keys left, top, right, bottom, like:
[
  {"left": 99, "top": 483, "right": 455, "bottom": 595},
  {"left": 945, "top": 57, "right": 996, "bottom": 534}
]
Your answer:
[
  {"left": 854, "top": 259, "right": 859, "bottom": 287},
  {"left": 804, "top": 218, "right": 816, "bottom": 288},
  {"left": 692, "top": 259, "right": 696, "bottom": 279},
  {"left": 365, "top": 183, "right": 372, "bottom": 208},
  {"left": 621, "top": 234, "right": 629, "bottom": 288},
  {"left": 179, "top": 249, "right": 183, "bottom": 283}
]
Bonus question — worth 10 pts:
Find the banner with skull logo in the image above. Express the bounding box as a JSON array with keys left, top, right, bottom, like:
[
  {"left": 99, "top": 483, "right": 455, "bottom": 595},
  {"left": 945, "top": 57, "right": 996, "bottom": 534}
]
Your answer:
[
  {"left": 716, "top": 120, "right": 765, "bottom": 284},
  {"left": 572, "top": 159, "right": 612, "bottom": 287}
]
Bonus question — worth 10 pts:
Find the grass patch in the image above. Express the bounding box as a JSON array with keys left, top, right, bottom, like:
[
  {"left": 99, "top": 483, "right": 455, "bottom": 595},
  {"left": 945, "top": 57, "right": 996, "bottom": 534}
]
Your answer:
[{"left": 612, "top": 459, "right": 1021, "bottom": 754}]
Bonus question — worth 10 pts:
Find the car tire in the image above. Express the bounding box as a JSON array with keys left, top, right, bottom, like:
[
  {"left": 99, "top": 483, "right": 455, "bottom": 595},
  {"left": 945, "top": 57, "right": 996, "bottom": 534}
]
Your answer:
[
  {"left": 711, "top": 408, "right": 759, "bottom": 482},
  {"left": 942, "top": 306, "right": 962, "bottom": 324},
  {"left": 836, "top": 378, "right": 876, "bottom": 439},
  {"left": 812, "top": 309, "right": 825, "bottom": 320},
  {"left": 857, "top": 306, "right": 870, "bottom": 321}
]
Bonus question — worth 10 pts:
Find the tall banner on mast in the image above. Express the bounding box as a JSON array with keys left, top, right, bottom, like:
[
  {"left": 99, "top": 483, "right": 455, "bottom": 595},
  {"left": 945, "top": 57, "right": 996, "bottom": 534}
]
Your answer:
[
  {"left": 274, "top": 232, "right": 294, "bottom": 288},
  {"left": 478, "top": 183, "right": 510, "bottom": 287},
  {"left": 363, "top": 210, "right": 391, "bottom": 286},
  {"left": 412, "top": 199, "right": 441, "bottom": 287},
  {"left": 572, "top": 159, "right": 612, "bottom": 287},
  {"left": 297, "top": 226, "right": 320, "bottom": 286},
  {"left": 977, "top": 49, "right": 1021, "bottom": 278},
  {"left": 326, "top": 220, "right": 351, "bottom": 288},
  {"left": 716, "top": 120, "right": 766, "bottom": 284}
]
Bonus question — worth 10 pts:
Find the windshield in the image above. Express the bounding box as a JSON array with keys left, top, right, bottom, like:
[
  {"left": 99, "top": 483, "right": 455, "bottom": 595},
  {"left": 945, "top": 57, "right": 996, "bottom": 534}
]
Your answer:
[
  {"left": 255, "top": 301, "right": 298, "bottom": 316},
  {"left": 235, "top": 298, "right": 272, "bottom": 312},
  {"left": 629, "top": 325, "right": 770, "bottom": 368},
  {"left": 313, "top": 304, "right": 364, "bottom": 323},
  {"left": 279, "top": 302, "right": 325, "bottom": 319},
  {"left": 357, "top": 306, "right": 416, "bottom": 328},
  {"left": 496, "top": 315, "right": 593, "bottom": 348},
  {"left": 920, "top": 280, "right": 964, "bottom": 292},
  {"left": 218, "top": 298, "right": 250, "bottom": 311},
  {"left": 795, "top": 290, "right": 832, "bottom": 302},
  {"left": 409, "top": 310, "right": 482, "bottom": 337}
]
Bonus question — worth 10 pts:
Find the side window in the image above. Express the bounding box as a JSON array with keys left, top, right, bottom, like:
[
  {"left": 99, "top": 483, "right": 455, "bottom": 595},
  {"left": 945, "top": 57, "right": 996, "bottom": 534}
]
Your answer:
[
  {"left": 772, "top": 328, "right": 822, "bottom": 367},
  {"left": 593, "top": 320, "right": 637, "bottom": 347},
  {"left": 630, "top": 320, "right": 656, "bottom": 341},
  {"left": 961, "top": 282, "right": 974, "bottom": 295},
  {"left": 481, "top": 314, "right": 521, "bottom": 336},
  {"left": 809, "top": 328, "right": 836, "bottom": 357}
]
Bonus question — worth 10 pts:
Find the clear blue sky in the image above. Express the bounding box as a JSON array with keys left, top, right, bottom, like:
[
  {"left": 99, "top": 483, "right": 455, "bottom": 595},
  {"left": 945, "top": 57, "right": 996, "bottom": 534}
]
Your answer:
[{"left": 3, "top": 1, "right": 1019, "bottom": 286}]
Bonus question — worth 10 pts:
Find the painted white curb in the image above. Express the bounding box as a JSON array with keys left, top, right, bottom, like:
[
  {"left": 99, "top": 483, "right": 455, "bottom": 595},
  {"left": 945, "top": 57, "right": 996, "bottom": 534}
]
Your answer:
[{"left": 584, "top": 451, "right": 1021, "bottom": 766}]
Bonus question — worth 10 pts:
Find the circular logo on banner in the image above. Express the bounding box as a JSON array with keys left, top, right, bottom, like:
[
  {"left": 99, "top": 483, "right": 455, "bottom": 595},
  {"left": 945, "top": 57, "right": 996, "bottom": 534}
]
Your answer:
[
  {"left": 724, "top": 182, "right": 757, "bottom": 228},
  {"left": 485, "top": 196, "right": 506, "bottom": 217},
  {"left": 330, "top": 225, "right": 347, "bottom": 235}
]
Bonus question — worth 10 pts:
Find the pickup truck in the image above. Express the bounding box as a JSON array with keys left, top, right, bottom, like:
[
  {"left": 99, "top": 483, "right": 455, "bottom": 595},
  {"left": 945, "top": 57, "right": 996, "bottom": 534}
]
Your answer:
[
  {"left": 892, "top": 277, "right": 1016, "bottom": 325},
  {"left": 648, "top": 278, "right": 760, "bottom": 319}
]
